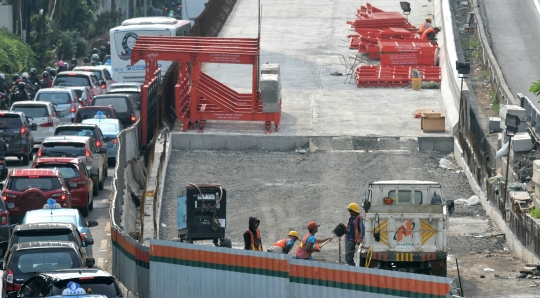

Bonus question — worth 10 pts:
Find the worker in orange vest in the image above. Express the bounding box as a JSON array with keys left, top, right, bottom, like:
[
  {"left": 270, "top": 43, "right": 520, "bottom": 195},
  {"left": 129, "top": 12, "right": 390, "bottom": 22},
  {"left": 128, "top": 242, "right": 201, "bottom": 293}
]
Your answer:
[
  {"left": 418, "top": 17, "right": 433, "bottom": 34},
  {"left": 267, "top": 231, "right": 300, "bottom": 254},
  {"left": 243, "top": 217, "right": 263, "bottom": 251},
  {"left": 295, "top": 222, "right": 332, "bottom": 260},
  {"left": 343, "top": 203, "right": 365, "bottom": 266},
  {"left": 421, "top": 27, "right": 441, "bottom": 43}
]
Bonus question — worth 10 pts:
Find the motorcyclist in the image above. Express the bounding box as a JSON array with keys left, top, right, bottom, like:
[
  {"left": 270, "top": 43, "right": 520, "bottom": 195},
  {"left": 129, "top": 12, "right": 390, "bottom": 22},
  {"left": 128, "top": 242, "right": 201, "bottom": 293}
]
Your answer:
[
  {"left": 99, "top": 46, "right": 107, "bottom": 63},
  {"left": 29, "top": 68, "right": 40, "bottom": 86},
  {"left": 71, "top": 58, "right": 78, "bottom": 70},
  {"left": 175, "top": 4, "right": 182, "bottom": 19},
  {"left": 22, "top": 72, "right": 38, "bottom": 99},
  {"left": 11, "top": 82, "right": 29, "bottom": 103},
  {"left": 10, "top": 74, "right": 21, "bottom": 93},
  {"left": 0, "top": 136, "right": 7, "bottom": 180},
  {"left": 57, "top": 60, "right": 68, "bottom": 73},
  {"left": 39, "top": 71, "right": 53, "bottom": 88},
  {"left": 92, "top": 48, "right": 99, "bottom": 56},
  {"left": 0, "top": 73, "right": 9, "bottom": 97},
  {"left": 91, "top": 54, "right": 101, "bottom": 66},
  {"left": 49, "top": 69, "right": 57, "bottom": 80}
]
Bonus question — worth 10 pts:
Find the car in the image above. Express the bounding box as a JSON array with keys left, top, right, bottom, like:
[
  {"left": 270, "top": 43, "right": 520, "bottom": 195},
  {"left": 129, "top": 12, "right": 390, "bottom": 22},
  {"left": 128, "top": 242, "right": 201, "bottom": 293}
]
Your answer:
[
  {"left": 34, "top": 87, "right": 81, "bottom": 123},
  {"left": 10, "top": 101, "right": 62, "bottom": 143},
  {"left": 1, "top": 169, "right": 73, "bottom": 221},
  {"left": 73, "top": 106, "right": 119, "bottom": 124},
  {"left": 108, "top": 82, "right": 141, "bottom": 91},
  {"left": 7, "top": 269, "right": 123, "bottom": 298},
  {"left": 0, "top": 111, "right": 37, "bottom": 165},
  {"left": 0, "top": 198, "right": 10, "bottom": 254},
  {"left": 107, "top": 86, "right": 141, "bottom": 109},
  {"left": 52, "top": 71, "right": 106, "bottom": 97},
  {"left": 22, "top": 208, "right": 98, "bottom": 242},
  {"left": 69, "top": 86, "right": 94, "bottom": 106},
  {"left": 90, "top": 94, "right": 139, "bottom": 127},
  {"left": 73, "top": 66, "right": 114, "bottom": 91},
  {"left": 53, "top": 123, "right": 109, "bottom": 158},
  {"left": 32, "top": 157, "right": 95, "bottom": 215},
  {"left": 36, "top": 136, "right": 107, "bottom": 195},
  {"left": 1, "top": 241, "right": 95, "bottom": 294},
  {"left": 82, "top": 119, "right": 121, "bottom": 164}
]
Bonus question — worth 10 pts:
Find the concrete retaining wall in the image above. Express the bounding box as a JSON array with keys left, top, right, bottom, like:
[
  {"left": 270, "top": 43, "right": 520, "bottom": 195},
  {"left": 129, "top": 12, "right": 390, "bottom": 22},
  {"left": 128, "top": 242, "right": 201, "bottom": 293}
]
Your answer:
[{"left": 171, "top": 133, "right": 310, "bottom": 151}]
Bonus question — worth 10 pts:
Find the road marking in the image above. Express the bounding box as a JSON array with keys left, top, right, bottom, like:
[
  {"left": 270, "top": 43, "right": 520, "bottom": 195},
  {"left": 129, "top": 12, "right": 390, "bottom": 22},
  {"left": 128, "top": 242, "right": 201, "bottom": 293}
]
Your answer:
[
  {"left": 100, "top": 239, "right": 108, "bottom": 250},
  {"left": 535, "top": 0, "right": 540, "bottom": 16},
  {"left": 98, "top": 257, "right": 104, "bottom": 268},
  {"left": 104, "top": 222, "right": 111, "bottom": 233}
]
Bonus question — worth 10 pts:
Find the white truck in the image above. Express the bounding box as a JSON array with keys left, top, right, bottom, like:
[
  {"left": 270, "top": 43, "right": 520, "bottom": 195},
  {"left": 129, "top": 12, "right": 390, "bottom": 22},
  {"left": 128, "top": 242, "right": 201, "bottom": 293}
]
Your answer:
[{"left": 357, "top": 180, "right": 454, "bottom": 277}]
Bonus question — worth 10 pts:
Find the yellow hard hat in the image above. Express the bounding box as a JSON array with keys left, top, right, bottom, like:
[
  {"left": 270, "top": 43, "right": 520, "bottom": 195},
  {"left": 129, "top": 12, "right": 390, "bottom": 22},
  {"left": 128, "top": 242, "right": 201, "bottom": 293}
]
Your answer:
[
  {"left": 426, "top": 17, "right": 433, "bottom": 22},
  {"left": 288, "top": 231, "right": 300, "bottom": 238},
  {"left": 348, "top": 203, "right": 360, "bottom": 213}
]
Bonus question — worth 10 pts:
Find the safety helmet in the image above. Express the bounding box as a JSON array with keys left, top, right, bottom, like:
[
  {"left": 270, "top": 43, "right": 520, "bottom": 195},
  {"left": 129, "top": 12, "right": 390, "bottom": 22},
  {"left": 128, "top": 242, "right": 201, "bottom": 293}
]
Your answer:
[
  {"left": 434, "top": 26, "right": 441, "bottom": 31},
  {"left": 426, "top": 17, "right": 432, "bottom": 22},
  {"left": 91, "top": 54, "right": 100, "bottom": 61},
  {"left": 64, "top": 62, "right": 70, "bottom": 69},
  {"left": 18, "top": 82, "right": 26, "bottom": 89},
  {"left": 45, "top": 66, "right": 52, "bottom": 72},
  {"left": 84, "top": 57, "right": 90, "bottom": 63},
  {"left": 22, "top": 72, "right": 29, "bottom": 79},
  {"left": 57, "top": 60, "right": 64, "bottom": 67},
  {"left": 0, "top": 73, "right": 4, "bottom": 80},
  {"left": 348, "top": 203, "right": 360, "bottom": 213},
  {"left": 30, "top": 68, "right": 37, "bottom": 75},
  {"left": 100, "top": 46, "right": 106, "bottom": 51},
  {"left": 49, "top": 69, "right": 57, "bottom": 77},
  {"left": 42, "top": 71, "right": 49, "bottom": 78},
  {"left": 12, "top": 74, "right": 20, "bottom": 81},
  {"left": 92, "top": 48, "right": 98, "bottom": 54},
  {"left": 288, "top": 231, "right": 300, "bottom": 239}
]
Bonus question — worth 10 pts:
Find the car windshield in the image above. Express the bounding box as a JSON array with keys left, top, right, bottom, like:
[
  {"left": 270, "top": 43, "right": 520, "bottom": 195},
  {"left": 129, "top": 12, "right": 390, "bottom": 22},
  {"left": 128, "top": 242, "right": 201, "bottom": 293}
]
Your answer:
[
  {"left": 24, "top": 215, "right": 77, "bottom": 226},
  {"left": 12, "top": 106, "right": 49, "bottom": 118},
  {"left": 36, "top": 93, "right": 71, "bottom": 105},
  {"left": 34, "top": 164, "right": 80, "bottom": 179},
  {"left": 55, "top": 128, "right": 97, "bottom": 139},
  {"left": 7, "top": 177, "right": 62, "bottom": 192},
  {"left": 11, "top": 249, "right": 81, "bottom": 274},
  {"left": 94, "top": 123, "right": 117, "bottom": 134},
  {"left": 93, "top": 98, "right": 128, "bottom": 112},
  {"left": 53, "top": 277, "right": 121, "bottom": 297},
  {"left": 75, "top": 110, "right": 114, "bottom": 123},
  {"left": 41, "top": 143, "right": 86, "bottom": 157},
  {"left": 54, "top": 76, "right": 90, "bottom": 87},
  {"left": 91, "top": 71, "right": 103, "bottom": 80},
  {"left": 0, "top": 114, "right": 22, "bottom": 129}
]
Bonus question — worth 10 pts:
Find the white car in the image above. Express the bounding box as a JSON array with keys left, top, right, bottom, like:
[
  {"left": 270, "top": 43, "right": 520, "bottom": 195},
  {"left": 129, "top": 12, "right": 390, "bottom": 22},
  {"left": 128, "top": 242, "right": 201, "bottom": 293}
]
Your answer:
[
  {"left": 73, "top": 66, "right": 114, "bottom": 92},
  {"left": 34, "top": 87, "right": 81, "bottom": 123},
  {"left": 10, "top": 101, "right": 61, "bottom": 143}
]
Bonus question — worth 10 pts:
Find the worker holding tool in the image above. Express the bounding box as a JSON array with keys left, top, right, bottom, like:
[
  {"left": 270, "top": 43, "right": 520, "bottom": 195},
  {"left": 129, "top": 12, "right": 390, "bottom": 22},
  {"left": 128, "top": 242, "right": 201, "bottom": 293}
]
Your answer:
[
  {"left": 418, "top": 17, "right": 433, "bottom": 34},
  {"left": 295, "top": 222, "right": 333, "bottom": 260},
  {"left": 244, "top": 217, "right": 263, "bottom": 251},
  {"left": 267, "top": 231, "right": 300, "bottom": 254},
  {"left": 421, "top": 26, "right": 441, "bottom": 44},
  {"left": 343, "top": 203, "right": 365, "bottom": 266}
]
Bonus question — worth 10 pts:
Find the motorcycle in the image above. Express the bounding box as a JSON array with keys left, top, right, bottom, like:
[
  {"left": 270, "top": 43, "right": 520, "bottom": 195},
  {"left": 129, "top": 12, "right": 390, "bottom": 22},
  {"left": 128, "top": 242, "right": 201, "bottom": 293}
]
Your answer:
[{"left": 0, "top": 92, "right": 7, "bottom": 110}]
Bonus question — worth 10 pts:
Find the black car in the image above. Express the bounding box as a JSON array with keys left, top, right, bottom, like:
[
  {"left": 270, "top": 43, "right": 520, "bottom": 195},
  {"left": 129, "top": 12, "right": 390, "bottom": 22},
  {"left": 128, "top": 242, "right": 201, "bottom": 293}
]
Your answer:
[
  {"left": 107, "top": 87, "right": 141, "bottom": 109},
  {"left": 8, "top": 268, "right": 123, "bottom": 298},
  {"left": 54, "top": 123, "right": 109, "bottom": 157},
  {"left": 0, "top": 198, "right": 9, "bottom": 254},
  {"left": 0, "top": 222, "right": 93, "bottom": 258},
  {"left": 90, "top": 94, "right": 138, "bottom": 128},
  {"left": 1, "top": 241, "right": 95, "bottom": 294},
  {"left": 0, "top": 111, "right": 37, "bottom": 165}
]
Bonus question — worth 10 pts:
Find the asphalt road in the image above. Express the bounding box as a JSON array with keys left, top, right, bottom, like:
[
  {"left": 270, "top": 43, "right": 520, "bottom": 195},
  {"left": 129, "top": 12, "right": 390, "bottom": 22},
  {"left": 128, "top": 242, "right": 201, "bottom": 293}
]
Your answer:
[{"left": 481, "top": 0, "right": 540, "bottom": 105}]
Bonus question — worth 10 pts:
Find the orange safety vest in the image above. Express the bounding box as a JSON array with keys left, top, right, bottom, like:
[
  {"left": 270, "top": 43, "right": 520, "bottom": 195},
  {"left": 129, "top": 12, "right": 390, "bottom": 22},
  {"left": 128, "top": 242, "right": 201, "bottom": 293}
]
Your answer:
[
  {"left": 273, "top": 238, "right": 287, "bottom": 250},
  {"left": 418, "top": 22, "right": 427, "bottom": 33},
  {"left": 344, "top": 215, "right": 363, "bottom": 244},
  {"left": 247, "top": 229, "right": 263, "bottom": 251},
  {"left": 421, "top": 27, "right": 436, "bottom": 40},
  {"left": 295, "top": 233, "right": 319, "bottom": 259}
]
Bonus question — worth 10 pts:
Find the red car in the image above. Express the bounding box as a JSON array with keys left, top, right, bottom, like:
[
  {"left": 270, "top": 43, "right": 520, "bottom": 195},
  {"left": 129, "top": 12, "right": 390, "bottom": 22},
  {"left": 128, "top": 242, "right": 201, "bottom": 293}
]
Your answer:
[
  {"left": 1, "top": 169, "right": 72, "bottom": 222},
  {"left": 32, "top": 158, "right": 94, "bottom": 216}
]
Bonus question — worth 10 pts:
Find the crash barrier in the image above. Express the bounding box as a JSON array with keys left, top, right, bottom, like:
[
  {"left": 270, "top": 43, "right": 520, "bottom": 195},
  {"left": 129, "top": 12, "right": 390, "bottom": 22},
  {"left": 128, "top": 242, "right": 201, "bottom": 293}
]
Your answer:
[
  {"left": 190, "top": 0, "right": 237, "bottom": 37},
  {"left": 140, "top": 69, "right": 161, "bottom": 148},
  {"left": 149, "top": 240, "right": 456, "bottom": 298},
  {"left": 519, "top": 94, "right": 540, "bottom": 139}
]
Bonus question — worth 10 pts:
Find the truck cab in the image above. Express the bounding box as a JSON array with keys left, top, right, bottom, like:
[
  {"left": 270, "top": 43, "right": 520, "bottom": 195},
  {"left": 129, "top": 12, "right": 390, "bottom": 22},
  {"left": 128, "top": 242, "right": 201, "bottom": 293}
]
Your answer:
[{"left": 358, "top": 180, "right": 453, "bottom": 276}]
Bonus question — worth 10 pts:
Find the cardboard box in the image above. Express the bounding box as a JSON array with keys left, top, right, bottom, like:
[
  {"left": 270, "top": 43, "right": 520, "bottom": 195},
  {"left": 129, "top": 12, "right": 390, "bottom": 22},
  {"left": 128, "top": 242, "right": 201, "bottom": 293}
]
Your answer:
[{"left": 421, "top": 112, "right": 445, "bottom": 132}]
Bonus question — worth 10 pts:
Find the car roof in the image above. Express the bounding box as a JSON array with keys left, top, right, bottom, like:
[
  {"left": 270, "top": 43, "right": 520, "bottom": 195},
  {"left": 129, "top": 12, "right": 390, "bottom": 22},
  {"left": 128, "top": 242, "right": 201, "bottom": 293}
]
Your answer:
[
  {"left": 36, "top": 88, "right": 73, "bottom": 93},
  {"left": 0, "top": 111, "right": 24, "bottom": 116},
  {"left": 14, "top": 222, "right": 78, "bottom": 232},
  {"left": 42, "top": 136, "right": 92, "bottom": 143},
  {"left": 108, "top": 88, "right": 140, "bottom": 93},
  {"left": 93, "top": 94, "right": 133, "bottom": 99},
  {"left": 82, "top": 119, "right": 121, "bottom": 125},
  {"left": 33, "top": 157, "right": 82, "bottom": 165},
  {"left": 73, "top": 66, "right": 108, "bottom": 71},
  {"left": 11, "top": 168, "right": 61, "bottom": 177},
  {"left": 56, "top": 71, "right": 95, "bottom": 77},
  {"left": 57, "top": 123, "right": 100, "bottom": 129},
  {"left": 12, "top": 241, "right": 78, "bottom": 251},
  {"left": 12, "top": 100, "right": 51, "bottom": 106},
  {"left": 77, "top": 106, "right": 116, "bottom": 111},
  {"left": 38, "top": 268, "right": 113, "bottom": 279},
  {"left": 25, "top": 208, "right": 80, "bottom": 217}
]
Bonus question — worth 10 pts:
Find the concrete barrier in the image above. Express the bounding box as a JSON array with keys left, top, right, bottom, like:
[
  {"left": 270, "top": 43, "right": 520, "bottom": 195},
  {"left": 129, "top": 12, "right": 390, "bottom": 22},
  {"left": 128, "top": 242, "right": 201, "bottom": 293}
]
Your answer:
[{"left": 171, "top": 133, "right": 310, "bottom": 151}]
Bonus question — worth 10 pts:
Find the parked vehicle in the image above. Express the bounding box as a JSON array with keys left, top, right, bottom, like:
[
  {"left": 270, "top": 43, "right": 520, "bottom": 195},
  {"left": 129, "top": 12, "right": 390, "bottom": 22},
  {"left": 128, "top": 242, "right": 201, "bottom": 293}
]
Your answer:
[
  {"left": 73, "top": 66, "right": 114, "bottom": 91},
  {"left": 34, "top": 88, "right": 81, "bottom": 123},
  {"left": 53, "top": 123, "right": 109, "bottom": 159},
  {"left": 82, "top": 119, "right": 121, "bottom": 164},
  {"left": 1, "top": 169, "right": 73, "bottom": 221},
  {"left": 52, "top": 72, "right": 106, "bottom": 97},
  {"left": 36, "top": 136, "right": 107, "bottom": 194},
  {"left": 358, "top": 180, "right": 454, "bottom": 277},
  {"left": 7, "top": 269, "right": 123, "bottom": 298},
  {"left": 11, "top": 101, "right": 62, "bottom": 143},
  {"left": 1, "top": 241, "right": 95, "bottom": 294},
  {"left": 0, "top": 111, "right": 37, "bottom": 165},
  {"left": 73, "top": 106, "right": 119, "bottom": 124},
  {"left": 32, "top": 157, "right": 95, "bottom": 215},
  {"left": 90, "top": 94, "right": 138, "bottom": 127}
]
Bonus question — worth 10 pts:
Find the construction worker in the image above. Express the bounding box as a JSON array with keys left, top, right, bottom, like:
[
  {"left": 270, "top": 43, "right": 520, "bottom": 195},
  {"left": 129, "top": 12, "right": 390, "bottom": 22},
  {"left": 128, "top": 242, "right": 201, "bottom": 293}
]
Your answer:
[
  {"left": 267, "top": 231, "right": 299, "bottom": 254},
  {"left": 243, "top": 217, "right": 263, "bottom": 251},
  {"left": 418, "top": 17, "right": 433, "bottom": 34},
  {"left": 421, "top": 26, "right": 441, "bottom": 43},
  {"left": 295, "top": 222, "right": 332, "bottom": 260},
  {"left": 344, "top": 203, "right": 365, "bottom": 266}
]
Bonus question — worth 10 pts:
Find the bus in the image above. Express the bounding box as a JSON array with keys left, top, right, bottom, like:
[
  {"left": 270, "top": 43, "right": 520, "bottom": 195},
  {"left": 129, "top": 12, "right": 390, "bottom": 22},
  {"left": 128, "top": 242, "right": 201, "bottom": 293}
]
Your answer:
[{"left": 109, "top": 17, "right": 191, "bottom": 83}]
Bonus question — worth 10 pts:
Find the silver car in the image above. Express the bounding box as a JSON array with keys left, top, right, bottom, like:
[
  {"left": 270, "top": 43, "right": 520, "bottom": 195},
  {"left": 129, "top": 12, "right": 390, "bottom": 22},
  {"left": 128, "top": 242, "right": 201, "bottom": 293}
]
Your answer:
[
  {"left": 10, "top": 101, "right": 61, "bottom": 144},
  {"left": 34, "top": 87, "right": 81, "bottom": 123},
  {"left": 36, "top": 136, "right": 108, "bottom": 192}
]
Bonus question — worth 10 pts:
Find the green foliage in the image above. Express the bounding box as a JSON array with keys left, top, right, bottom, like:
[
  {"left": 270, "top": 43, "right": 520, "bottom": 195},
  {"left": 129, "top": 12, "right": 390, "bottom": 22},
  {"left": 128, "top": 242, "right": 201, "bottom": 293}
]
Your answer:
[
  {"left": 91, "top": 10, "right": 123, "bottom": 39},
  {"left": 531, "top": 80, "right": 540, "bottom": 100},
  {"left": 56, "top": 31, "right": 89, "bottom": 61},
  {"left": 470, "top": 38, "right": 478, "bottom": 48},
  {"left": 54, "top": 0, "right": 94, "bottom": 38},
  {"left": 528, "top": 207, "right": 540, "bottom": 219},
  {"left": 0, "top": 28, "right": 37, "bottom": 74}
]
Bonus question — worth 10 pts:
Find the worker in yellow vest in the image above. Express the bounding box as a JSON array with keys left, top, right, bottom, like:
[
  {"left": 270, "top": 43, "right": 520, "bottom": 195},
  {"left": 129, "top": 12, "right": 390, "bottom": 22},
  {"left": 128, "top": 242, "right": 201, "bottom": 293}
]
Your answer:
[
  {"left": 267, "top": 231, "right": 300, "bottom": 254},
  {"left": 244, "top": 217, "right": 263, "bottom": 251}
]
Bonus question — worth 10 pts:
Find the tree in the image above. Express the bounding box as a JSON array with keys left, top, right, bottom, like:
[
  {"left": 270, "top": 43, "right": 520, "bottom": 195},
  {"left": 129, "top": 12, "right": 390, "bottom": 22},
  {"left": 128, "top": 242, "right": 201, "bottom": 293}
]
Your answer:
[
  {"left": 532, "top": 80, "right": 540, "bottom": 101},
  {"left": 0, "top": 28, "right": 37, "bottom": 74}
]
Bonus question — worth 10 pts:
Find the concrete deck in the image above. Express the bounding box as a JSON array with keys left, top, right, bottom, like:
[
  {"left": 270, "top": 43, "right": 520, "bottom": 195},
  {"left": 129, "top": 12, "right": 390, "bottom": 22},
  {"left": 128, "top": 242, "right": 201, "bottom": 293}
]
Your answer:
[{"left": 176, "top": 0, "right": 450, "bottom": 138}]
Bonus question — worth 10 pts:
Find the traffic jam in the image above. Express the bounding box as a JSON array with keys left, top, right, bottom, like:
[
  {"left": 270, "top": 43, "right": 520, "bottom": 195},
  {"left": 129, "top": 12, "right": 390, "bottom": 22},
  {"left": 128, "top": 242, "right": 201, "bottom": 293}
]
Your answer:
[{"left": 0, "top": 72, "right": 140, "bottom": 297}]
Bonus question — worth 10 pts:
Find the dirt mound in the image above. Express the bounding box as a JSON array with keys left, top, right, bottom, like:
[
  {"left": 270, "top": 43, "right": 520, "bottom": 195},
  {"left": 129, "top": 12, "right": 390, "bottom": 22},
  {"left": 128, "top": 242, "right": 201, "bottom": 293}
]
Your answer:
[{"left": 89, "top": 34, "right": 109, "bottom": 49}]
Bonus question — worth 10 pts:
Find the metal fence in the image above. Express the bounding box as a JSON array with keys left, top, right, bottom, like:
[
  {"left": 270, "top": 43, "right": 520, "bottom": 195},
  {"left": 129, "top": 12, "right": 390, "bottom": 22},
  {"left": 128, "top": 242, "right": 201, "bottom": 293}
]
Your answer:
[{"left": 149, "top": 240, "right": 456, "bottom": 298}]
